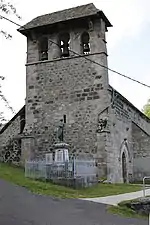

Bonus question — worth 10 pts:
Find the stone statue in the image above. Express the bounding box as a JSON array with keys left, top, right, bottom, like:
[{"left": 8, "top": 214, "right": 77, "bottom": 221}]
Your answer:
[
  {"left": 97, "top": 117, "right": 108, "bottom": 133},
  {"left": 57, "top": 119, "right": 64, "bottom": 142}
]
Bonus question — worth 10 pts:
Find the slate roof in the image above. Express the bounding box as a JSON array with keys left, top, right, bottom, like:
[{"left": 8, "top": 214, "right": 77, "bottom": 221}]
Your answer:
[{"left": 18, "top": 3, "right": 112, "bottom": 33}]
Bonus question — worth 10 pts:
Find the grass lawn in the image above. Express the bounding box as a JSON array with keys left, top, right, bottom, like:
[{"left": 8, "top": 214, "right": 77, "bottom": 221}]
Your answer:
[
  {"left": 0, "top": 163, "right": 142, "bottom": 199},
  {"left": 108, "top": 200, "right": 148, "bottom": 220}
]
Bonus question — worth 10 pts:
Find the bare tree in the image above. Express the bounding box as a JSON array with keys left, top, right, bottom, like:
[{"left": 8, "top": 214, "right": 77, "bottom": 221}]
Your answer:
[
  {"left": 0, "top": 0, "right": 20, "bottom": 128},
  {"left": 0, "top": 0, "right": 21, "bottom": 38},
  {"left": 0, "top": 76, "right": 7, "bottom": 128}
]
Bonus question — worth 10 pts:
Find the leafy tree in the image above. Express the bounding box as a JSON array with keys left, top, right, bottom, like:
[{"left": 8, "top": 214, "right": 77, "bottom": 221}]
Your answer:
[
  {"left": 142, "top": 99, "right": 150, "bottom": 119},
  {"left": 0, "top": 0, "right": 20, "bottom": 128}
]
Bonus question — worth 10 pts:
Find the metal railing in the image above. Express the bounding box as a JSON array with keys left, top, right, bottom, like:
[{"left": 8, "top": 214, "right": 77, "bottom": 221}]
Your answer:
[
  {"left": 25, "top": 157, "right": 98, "bottom": 188},
  {"left": 143, "top": 176, "right": 150, "bottom": 197}
]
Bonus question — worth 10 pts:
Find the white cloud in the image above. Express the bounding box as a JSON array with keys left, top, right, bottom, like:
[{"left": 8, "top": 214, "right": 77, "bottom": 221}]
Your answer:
[{"left": 104, "top": 0, "right": 150, "bottom": 48}]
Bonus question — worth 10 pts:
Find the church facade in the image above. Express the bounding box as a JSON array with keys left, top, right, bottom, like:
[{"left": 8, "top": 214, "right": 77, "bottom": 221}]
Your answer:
[{"left": 0, "top": 3, "right": 150, "bottom": 183}]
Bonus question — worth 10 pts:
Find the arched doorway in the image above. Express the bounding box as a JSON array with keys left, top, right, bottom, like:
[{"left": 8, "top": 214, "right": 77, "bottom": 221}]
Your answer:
[{"left": 122, "top": 152, "right": 127, "bottom": 183}]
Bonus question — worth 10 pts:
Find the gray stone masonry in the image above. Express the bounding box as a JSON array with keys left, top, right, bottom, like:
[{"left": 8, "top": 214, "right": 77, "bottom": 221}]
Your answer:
[
  {"left": 23, "top": 14, "right": 110, "bottom": 171},
  {"left": 106, "top": 89, "right": 150, "bottom": 183},
  {"left": 25, "top": 54, "right": 110, "bottom": 157},
  {"left": 0, "top": 4, "right": 150, "bottom": 183},
  {"left": 0, "top": 116, "right": 20, "bottom": 151}
]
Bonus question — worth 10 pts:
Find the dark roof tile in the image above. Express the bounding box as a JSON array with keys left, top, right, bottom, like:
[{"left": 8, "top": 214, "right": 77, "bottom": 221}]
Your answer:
[{"left": 18, "top": 3, "right": 112, "bottom": 33}]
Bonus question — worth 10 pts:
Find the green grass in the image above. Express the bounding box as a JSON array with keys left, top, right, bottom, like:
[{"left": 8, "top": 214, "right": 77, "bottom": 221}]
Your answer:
[
  {"left": 0, "top": 163, "right": 143, "bottom": 199},
  {"left": 108, "top": 200, "right": 148, "bottom": 220},
  {"left": 108, "top": 191, "right": 150, "bottom": 220}
]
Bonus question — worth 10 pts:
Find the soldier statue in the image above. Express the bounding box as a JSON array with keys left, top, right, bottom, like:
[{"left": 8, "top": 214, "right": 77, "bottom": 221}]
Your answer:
[{"left": 57, "top": 119, "right": 64, "bottom": 142}]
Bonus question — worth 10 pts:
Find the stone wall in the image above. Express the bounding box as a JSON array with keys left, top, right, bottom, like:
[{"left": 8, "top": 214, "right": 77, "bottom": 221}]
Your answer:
[
  {"left": 133, "top": 157, "right": 150, "bottom": 181},
  {"left": 132, "top": 122, "right": 150, "bottom": 158},
  {"left": 25, "top": 54, "right": 110, "bottom": 156},
  {"left": 106, "top": 107, "right": 133, "bottom": 183},
  {"left": 109, "top": 87, "right": 150, "bottom": 135},
  {"left": 26, "top": 18, "right": 107, "bottom": 64},
  {"left": 24, "top": 17, "right": 111, "bottom": 168},
  {"left": 106, "top": 88, "right": 150, "bottom": 183},
  {"left": 132, "top": 122, "right": 150, "bottom": 181},
  {"left": 0, "top": 107, "right": 25, "bottom": 152}
]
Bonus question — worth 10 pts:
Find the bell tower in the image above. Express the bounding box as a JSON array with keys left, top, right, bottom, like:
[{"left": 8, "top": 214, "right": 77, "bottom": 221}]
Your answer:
[{"left": 18, "top": 3, "right": 112, "bottom": 172}]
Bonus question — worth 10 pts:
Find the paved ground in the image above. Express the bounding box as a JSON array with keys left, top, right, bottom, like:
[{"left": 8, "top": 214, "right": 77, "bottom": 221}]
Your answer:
[
  {"left": 0, "top": 179, "right": 147, "bottom": 225},
  {"left": 81, "top": 188, "right": 150, "bottom": 206}
]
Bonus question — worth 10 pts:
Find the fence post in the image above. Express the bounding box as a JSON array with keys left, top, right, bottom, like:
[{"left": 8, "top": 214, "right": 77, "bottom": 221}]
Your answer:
[
  {"left": 24, "top": 155, "right": 97, "bottom": 188},
  {"left": 143, "top": 177, "right": 146, "bottom": 197},
  {"left": 72, "top": 156, "right": 75, "bottom": 178},
  {"left": 25, "top": 160, "right": 27, "bottom": 177}
]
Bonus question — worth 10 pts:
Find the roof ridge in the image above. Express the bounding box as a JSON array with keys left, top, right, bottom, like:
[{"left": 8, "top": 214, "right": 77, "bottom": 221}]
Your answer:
[
  {"left": 18, "top": 3, "right": 112, "bottom": 33},
  {"left": 34, "top": 3, "right": 96, "bottom": 21}
]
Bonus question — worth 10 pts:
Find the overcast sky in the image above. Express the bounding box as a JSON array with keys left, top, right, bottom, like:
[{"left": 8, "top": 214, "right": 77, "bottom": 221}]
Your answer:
[{"left": 0, "top": 0, "right": 150, "bottom": 120}]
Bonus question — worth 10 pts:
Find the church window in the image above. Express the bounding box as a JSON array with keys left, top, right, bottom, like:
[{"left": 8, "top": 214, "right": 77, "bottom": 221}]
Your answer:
[
  {"left": 39, "top": 37, "right": 48, "bottom": 61},
  {"left": 59, "top": 33, "right": 70, "bottom": 57},
  {"left": 81, "top": 32, "right": 90, "bottom": 54},
  {"left": 63, "top": 115, "right": 66, "bottom": 123}
]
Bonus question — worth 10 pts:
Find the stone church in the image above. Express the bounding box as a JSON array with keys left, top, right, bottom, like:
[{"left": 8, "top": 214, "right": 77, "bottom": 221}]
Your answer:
[{"left": 0, "top": 3, "right": 150, "bottom": 183}]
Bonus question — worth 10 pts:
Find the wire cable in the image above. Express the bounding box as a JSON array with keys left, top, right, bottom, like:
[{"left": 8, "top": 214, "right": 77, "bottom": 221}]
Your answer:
[{"left": 1, "top": 14, "right": 150, "bottom": 89}]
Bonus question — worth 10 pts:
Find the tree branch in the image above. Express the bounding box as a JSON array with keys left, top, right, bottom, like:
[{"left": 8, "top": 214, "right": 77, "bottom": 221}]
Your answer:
[
  {"left": 0, "top": 0, "right": 20, "bottom": 125},
  {"left": 0, "top": 0, "right": 21, "bottom": 19},
  {"left": 0, "top": 30, "right": 12, "bottom": 39}
]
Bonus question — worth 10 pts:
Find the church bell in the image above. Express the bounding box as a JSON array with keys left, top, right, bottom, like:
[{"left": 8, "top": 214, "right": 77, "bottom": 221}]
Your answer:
[
  {"left": 83, "top": 43, "right": 90, "bottom": 54},
  {"left": 62, "top": 43, "right": 69, "bottom": 57}
]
